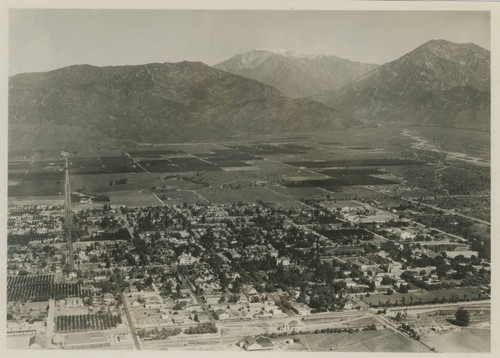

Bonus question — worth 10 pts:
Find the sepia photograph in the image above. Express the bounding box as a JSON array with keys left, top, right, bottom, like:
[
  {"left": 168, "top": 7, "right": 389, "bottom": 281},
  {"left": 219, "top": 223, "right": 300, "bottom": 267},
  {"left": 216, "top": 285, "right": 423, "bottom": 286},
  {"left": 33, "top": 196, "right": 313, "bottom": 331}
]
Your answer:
[{"left": 3, "top": 1, "right": 497, "bottom": 355}]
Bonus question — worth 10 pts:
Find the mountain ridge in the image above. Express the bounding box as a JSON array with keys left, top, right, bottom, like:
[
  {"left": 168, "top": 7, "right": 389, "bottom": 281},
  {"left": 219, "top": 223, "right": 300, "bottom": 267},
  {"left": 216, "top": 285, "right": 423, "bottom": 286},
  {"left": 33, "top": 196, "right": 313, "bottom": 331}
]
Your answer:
[
  {"left": 317, "top": 40, "right": 490, "bottom": 131},
  {"left": 9, "top": 60, "right": 355, "bottom": 152}
]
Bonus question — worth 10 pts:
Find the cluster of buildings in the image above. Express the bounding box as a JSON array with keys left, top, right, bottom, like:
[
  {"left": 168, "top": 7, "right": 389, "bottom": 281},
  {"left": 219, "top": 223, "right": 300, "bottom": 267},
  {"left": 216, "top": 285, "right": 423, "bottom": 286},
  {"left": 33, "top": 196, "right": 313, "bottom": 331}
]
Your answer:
[{"left": 6, "top": 196, "right": 490, "bottom": 350}]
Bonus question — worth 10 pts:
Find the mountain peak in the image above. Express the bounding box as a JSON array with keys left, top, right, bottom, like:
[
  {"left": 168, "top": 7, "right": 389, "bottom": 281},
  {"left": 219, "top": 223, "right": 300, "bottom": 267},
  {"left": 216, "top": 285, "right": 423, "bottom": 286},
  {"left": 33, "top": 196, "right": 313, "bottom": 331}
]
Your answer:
[
  {"left": 320, "top": 38, "right": 490, "bottom": 131},
  {"left": 215, "top": 49, "right": 378, "bottom": 98},
  {"left": 410, "top": 39, "right": 489, "bottom": 60}
]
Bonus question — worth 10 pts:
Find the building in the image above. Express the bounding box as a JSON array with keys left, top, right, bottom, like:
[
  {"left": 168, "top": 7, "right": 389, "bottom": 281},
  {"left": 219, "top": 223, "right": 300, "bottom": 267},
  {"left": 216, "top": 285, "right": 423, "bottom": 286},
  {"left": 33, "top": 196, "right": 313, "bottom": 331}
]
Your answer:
[
  {"left": 277, "top": 257, "right": 290, "bottom": 266},
  {"left": 239, "top": 336, "right": 275, "bottom": 351},
  {"left": 178, "top": 253, "right": 199, "bottom": 265},
  {"left": 215, "top": 309, "right": 230, "bottom": 320},
  {"left": 28, "top": 335, "right": 48, "bottom": 349}
]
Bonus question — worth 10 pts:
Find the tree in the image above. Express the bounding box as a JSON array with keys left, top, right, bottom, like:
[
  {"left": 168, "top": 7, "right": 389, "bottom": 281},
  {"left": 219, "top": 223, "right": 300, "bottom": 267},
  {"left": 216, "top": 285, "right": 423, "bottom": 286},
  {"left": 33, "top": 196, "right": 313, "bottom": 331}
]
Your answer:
[{"left": 455, "top": 307, "right": 470, "bottom": 326}]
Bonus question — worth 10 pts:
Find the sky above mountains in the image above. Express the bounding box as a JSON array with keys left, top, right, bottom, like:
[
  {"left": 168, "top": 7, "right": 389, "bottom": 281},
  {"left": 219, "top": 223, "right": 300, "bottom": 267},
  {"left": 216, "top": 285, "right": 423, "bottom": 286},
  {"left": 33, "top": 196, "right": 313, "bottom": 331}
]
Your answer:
[{"left": 9, "top": 10, "right": 489, "bottom": 76}]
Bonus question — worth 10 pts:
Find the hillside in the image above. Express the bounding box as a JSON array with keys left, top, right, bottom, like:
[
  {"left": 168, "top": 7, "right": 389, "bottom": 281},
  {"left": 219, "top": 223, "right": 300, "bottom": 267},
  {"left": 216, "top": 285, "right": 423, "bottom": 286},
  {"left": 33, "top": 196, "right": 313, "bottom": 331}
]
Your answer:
[
  {"left": 214, "top": 49, "right": 377, "bottom": 98},
  {"left": 9, "top": 61, "right": 354, "bottom": 152},
  {"left": 319, "top": 40, "right": 490, "bottom": 131}
]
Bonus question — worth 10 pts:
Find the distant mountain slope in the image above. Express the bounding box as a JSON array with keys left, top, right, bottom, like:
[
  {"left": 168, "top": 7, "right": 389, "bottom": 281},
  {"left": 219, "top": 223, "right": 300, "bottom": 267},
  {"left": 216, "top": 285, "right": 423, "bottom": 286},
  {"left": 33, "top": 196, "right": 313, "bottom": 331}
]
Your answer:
[
  {"left": 9, "top": 61, "right": 354, "bottom": 151},
  {"left": 214, "top": 49, "right": 377, "bottom": 98},
  {"left": 319, "top": 40, "right": 490, "bottom": 131}
]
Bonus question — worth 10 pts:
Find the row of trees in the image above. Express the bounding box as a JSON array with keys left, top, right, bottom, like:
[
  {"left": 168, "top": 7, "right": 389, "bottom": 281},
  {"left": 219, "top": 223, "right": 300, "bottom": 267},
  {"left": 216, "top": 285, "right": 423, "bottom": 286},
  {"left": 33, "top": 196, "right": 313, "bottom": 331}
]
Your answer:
[
  {"left": 136, "top": 327, "right": 182, "bottom": 340},
  {"left": 56, "top": 313, "right": 122, "bottom": 332},
  {"left": 8, "top": 282, "right": 86, "bottom": 302},
  {"left": 8, "top": 233, "right": 59, "bottom": 246},
  {"left": 184, "top": 322, "right": 217, "bottom": 334}
]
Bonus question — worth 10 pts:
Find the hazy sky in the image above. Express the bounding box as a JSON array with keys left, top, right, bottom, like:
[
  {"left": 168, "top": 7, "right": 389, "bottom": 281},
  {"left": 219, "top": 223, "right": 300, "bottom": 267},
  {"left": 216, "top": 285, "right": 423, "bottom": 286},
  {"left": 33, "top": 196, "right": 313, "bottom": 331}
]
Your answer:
[{"left": 9, "top": 10, "right": 490, "bottom": 75}]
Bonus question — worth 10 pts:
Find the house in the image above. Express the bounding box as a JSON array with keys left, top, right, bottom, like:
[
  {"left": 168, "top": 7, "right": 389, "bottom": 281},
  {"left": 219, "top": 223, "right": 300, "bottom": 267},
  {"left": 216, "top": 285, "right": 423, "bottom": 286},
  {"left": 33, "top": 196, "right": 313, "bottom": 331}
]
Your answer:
[
  {"left": 80, "top": 197, "right": 93, "bottom": 204},
  {"left": 215, "top": 309, "right": 230, "bottom": 321},
  {"left": 93, "top": 274, "right": 108, "bottom": 282},
  {"left": 103, "top": 293, "right": 116, "bottom": 305},
  {"left": 269, "top": 250, "right": 279, "bottom": 258},
  {"left": 277, "top": 257, "right": 290, "bottom": 266},
  {"left": 144, "top": 295, "right": 163, "bottom": 309},
  {"left": 280, "top": 320, "right": 300, "bottom": 331},
  {"left": 239, "top": 336, "right": 274, "bottom": 351},
  {"left": 205, "top": 295, "right": 221, "bottom": 305},
  {"left": 178, "top": 253, "right": 199, "bottom": 265}
]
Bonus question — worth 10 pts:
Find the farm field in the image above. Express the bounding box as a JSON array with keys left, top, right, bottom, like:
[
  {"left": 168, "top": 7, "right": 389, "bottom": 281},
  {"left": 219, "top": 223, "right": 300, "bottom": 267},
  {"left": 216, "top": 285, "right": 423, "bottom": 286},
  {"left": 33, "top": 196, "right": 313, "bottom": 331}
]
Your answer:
[
  {"left": 99, "top": 156, "right": 144, "bottom": 174},
  {"left": 285, "top": 158, "right": 422, "bottom": 169},
  {"left": 8, "top": 180, "right": 64, "bottom": 197},
  {"left": 103, "top": 190, "right": 161, "bottom": 207},
  {"left": 284, "top": 176, "right": 398, "bottom": 187},
  {"left": 127, "top": 149, "right": 185, "bottom": 156}
]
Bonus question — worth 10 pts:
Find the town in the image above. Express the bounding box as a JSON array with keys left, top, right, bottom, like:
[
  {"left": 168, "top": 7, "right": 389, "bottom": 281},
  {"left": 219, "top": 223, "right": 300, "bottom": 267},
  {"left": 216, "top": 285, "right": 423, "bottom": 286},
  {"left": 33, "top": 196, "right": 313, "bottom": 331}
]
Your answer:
[{"left": 7, "top": 143, "right": 491, "bottom": 352}]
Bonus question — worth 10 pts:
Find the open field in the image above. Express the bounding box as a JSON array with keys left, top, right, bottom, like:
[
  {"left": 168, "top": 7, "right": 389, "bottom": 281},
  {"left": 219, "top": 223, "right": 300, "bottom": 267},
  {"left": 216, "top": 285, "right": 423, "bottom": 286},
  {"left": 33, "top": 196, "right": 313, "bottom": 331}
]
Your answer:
[
  {"left": 293, "top": 329, "right": 428, "bottom": 352},
  {"left": 421, "top": 328, "right": 490, "bottom": 353},
  {"left": 7, "top": 335, "right": 34, "bottom": 349},
  {"left": 197, "top": 185, "right": 295, "bottom": 205}
]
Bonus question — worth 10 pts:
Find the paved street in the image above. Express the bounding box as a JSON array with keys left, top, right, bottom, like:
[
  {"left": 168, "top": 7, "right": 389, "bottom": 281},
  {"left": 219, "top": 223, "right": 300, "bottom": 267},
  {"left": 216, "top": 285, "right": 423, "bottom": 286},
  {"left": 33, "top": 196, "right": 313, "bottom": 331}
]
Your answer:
[{"left": 121, "top": 292, "right": 142, "bottom": 350}]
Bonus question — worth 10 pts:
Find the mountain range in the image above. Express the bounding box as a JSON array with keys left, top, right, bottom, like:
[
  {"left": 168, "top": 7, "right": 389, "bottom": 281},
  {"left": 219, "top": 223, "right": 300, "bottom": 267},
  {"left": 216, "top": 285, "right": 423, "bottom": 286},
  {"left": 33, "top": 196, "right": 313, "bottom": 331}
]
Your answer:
[
  {"left": 8, "top": 39, "right": 490, "bottom": 152},
  {"left": 9, "top": 61, "right": 350, "bottom": 152},
  {"left": 214, "top": 49, "right": 377, "bottom": 98},
  {"left": 318, "top": 40, "right": 490, "bottom": 130}
]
